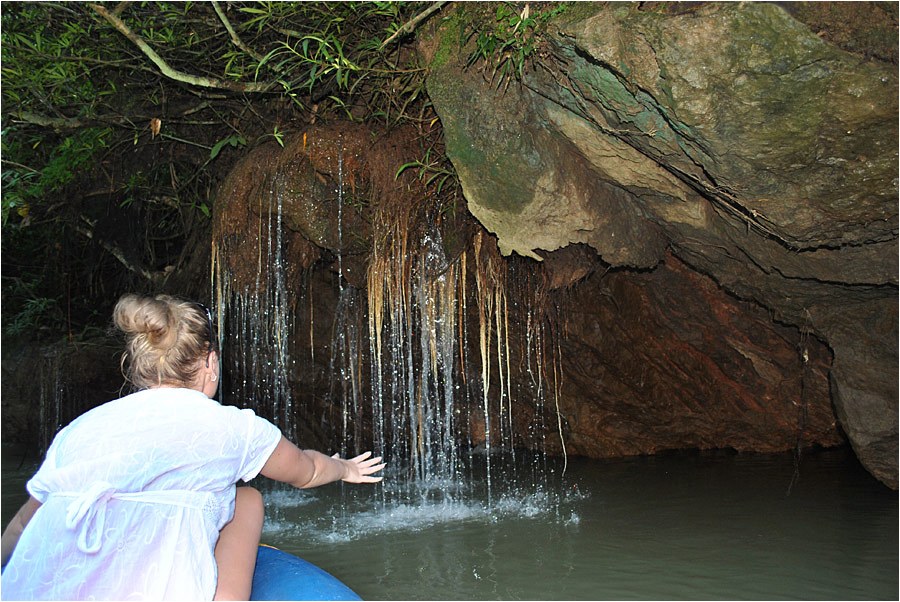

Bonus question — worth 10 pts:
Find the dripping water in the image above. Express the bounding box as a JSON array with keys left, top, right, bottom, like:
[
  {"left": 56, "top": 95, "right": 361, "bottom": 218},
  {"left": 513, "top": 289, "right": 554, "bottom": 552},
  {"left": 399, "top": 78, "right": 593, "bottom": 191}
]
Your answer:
[
  {"left": 215, "top": 171, "right": 296, "bottom": 443},
  {"left": 337, "top": 136, "right": 344, "bottom": 297},
  {"left": 213, "top": 149, "right": 565, "bottom": 518},
  {"left": 38, "top": 348, "right": 63, "bottom": 455},
  {"left": 35, "top": 347, "right": 96, "bottom": 459}
]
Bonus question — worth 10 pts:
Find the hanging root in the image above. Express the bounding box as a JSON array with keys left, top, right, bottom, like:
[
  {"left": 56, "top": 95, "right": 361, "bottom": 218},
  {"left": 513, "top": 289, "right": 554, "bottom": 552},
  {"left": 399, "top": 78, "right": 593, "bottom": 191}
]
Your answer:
[
  {"left": 786, "top": 312, "right": 812, "bottom": 496},
  {"left": 553, "top": 345, "right": 567, "bottom": 477}
]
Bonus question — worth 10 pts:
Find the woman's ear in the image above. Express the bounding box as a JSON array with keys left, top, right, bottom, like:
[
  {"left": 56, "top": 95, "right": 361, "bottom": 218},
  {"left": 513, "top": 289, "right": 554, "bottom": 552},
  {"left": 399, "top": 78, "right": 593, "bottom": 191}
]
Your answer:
[
  {"left": 209, "top": 350, "right": 220, "bottom": 381},
  {"left": 200, "top": 351, "right": 221, "bottom": 398}
]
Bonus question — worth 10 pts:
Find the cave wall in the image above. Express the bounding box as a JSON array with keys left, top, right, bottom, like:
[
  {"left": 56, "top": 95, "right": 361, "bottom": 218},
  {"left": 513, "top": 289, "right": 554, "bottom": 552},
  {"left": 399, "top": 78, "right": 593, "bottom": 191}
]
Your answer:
[
  {"left": 423, "top": 2, "right": 897, "bottom": 486},
  {"left": 558, "top": 252, "right": 841, "bottom": 457},
  {"left": 1, "top": 338, "right": 123, "bottom": 454},
  {"left": 206, "top": 118, "right": 845, "bottom": 479}
]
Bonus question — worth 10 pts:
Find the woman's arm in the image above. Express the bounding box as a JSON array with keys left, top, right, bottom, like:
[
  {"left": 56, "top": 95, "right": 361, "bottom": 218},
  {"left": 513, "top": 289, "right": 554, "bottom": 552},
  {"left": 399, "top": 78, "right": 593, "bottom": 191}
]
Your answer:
[
  {"left": 260, "top": 436, "right": 385, "bottom": 489},
  {"left": 1, "top": 496, "right": 41, "bottom": 567}
]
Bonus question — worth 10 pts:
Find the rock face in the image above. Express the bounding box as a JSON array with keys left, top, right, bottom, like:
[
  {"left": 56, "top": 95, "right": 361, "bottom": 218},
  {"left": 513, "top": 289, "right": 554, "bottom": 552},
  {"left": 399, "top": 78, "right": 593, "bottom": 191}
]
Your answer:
[
  {"left": 205, "top": 121, "right": 844, "bottom": 483},
  {"left": 558, "top": 252, "right": 842, "bottom": 457},
  {"left": 425, "top": 3, "right": 897, "bottom": 486}
]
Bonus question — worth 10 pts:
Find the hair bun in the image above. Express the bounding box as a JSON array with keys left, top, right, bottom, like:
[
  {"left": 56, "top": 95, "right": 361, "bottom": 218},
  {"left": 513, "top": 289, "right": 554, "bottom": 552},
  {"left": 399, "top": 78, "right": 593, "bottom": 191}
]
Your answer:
[{"left": 114, "top": 294, "right": 178, "bottom": 350}]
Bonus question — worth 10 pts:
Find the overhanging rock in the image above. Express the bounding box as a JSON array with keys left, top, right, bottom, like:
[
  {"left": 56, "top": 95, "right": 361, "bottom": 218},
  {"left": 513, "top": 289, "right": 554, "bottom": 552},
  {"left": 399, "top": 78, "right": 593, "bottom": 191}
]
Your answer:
[{"left": 426, "top": 2, "right": 898, "bottom": 487}]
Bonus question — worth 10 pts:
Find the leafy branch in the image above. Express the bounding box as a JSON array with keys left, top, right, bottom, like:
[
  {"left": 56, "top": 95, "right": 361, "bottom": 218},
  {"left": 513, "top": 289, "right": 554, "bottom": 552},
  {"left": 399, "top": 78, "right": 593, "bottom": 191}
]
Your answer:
[
  {"left": 259, "top": 34, "right": 361, "bottom": 100},
  {"left": 0, "top": 1, "right": 451, "bottom": 340},
  {"left": 211, "top": 0, "right": 265, "bottom": 63},
  {"left": 89, "top": 3, "right": 273, "bottom": 93}
]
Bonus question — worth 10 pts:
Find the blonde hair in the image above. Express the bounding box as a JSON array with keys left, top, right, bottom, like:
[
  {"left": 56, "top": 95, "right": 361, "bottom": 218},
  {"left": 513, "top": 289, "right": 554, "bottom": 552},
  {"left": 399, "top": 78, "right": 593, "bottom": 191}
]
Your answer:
[{"left": 113, "top": 294, "right": 216, "bottom": 390}]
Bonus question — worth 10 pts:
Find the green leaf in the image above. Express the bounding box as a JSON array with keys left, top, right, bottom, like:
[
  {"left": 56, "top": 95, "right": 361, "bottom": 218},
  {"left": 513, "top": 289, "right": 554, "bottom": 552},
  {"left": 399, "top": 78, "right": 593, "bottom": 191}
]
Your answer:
[
  {"left": 395, "top": 160, "right": 422, "bottom": 180},
  {"left": 209, "top": 135, "right": 246, "bottom": 160}
]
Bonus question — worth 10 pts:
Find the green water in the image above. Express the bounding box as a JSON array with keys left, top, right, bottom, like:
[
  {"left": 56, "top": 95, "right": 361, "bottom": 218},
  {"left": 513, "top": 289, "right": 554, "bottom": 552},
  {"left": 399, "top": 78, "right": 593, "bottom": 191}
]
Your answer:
[{"left": 3, "top": 447, "right": 897, "bottom": 600}]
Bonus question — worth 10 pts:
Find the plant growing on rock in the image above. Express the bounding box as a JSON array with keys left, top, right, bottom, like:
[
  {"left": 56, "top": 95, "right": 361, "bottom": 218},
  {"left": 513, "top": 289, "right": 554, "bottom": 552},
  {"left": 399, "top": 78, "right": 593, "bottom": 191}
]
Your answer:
[{"left": 462, "top": 1, "right": 572, "bottom": 88}]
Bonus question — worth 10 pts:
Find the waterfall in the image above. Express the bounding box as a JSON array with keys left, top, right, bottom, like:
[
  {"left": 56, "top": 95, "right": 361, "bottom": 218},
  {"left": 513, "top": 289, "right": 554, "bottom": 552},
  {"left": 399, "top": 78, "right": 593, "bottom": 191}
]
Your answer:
[
  {"left": 213, "top": 171, "right": 296, "bottom": 443},
  {"left": 212, "top": 146, "right": 565, "bottom": 508},
  {"left": 359, "top": 215, "right": 563, "bottom": 504},
  {"left": 363, "top": 224, "right": 467, "bottom": 500}
]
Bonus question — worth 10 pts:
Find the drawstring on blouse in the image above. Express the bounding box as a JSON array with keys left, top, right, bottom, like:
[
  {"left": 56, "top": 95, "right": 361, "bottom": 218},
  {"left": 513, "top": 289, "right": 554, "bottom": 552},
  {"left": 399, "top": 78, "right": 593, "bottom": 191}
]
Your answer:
[
  {"left": 64, "top": 481, "right": 116, "bottom": 554},
  {"left": 55, "top": 485, "right": 224, "bottom": 555}
]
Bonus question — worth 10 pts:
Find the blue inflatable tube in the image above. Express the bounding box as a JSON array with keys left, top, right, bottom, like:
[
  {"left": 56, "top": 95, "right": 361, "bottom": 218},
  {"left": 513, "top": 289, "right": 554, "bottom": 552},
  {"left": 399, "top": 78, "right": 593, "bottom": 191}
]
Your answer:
[{"left": 250, "top": 544, "right": 363, "bottom": 601}]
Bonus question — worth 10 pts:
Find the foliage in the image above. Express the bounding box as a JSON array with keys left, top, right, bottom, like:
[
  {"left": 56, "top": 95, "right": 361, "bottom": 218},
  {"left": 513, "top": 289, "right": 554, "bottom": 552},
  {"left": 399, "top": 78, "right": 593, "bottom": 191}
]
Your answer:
[
  {"left": 1, "top": 4, "right": 123, "bottom": 113},
  {"left": 2, "top": 222, "right": 68, "bottom": 337},
  {"left": 395, "top": 114, "right": 465, "bottom": 219},
  {"left": 4, "top": 292, "right": 60, "bottom": 337},
  {"left": 1, "top": 2, "right": 428, "bottom": 226},
  {"left": 2, "top": 127, "right": 111, "bottom": 225},
  {"left": 395, "top": 144, "right": 460, "bottom": 214},
  {"left": 462, "top": 2, "right": 571, "bottom": 87},
  {"left": 0, "top": 1, "right": 438, "bottom": 339},
  {"left": 0, "top": 1, "right": 570, "bottom": 344},
  {"left": 209, "top": 135, "right": 248, "bottom": 161}
]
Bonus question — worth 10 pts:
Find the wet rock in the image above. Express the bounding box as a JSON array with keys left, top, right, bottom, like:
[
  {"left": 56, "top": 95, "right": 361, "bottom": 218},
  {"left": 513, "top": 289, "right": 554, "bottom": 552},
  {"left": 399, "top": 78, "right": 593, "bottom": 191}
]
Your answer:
[
  {"left": 212, "top": 122, "right": 426, "bottom": 291},
  {"left": 558, "top": 253, "right": 842, "bottom": 458},
  {"left": 1, "top": 338, "right": 122, "bottom": 454},
  {"left": 427, "top": 2, "right": 897, "bottom": 486}
]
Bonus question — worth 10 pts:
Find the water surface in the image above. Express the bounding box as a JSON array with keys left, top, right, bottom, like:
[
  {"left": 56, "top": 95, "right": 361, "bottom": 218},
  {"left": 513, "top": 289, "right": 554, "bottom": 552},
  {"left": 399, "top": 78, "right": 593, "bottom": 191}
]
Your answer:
[
  {"left": 3, "top": 447, "right": 896, "bottom": 600},
  {"left": 253, "top": 447, "right": 898, "bottom": 600}
]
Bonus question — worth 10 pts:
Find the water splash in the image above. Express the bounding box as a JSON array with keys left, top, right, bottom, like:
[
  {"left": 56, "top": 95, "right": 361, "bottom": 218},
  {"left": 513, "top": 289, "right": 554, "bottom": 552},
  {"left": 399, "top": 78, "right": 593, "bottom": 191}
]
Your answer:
[{"left": 259, "top": 468, "right": 580, "bottom": 545}]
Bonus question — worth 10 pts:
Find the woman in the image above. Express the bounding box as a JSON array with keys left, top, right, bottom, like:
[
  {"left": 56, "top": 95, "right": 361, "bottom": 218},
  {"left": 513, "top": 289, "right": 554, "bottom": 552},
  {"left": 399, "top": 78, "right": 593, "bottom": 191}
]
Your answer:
[{"left": 1, "top": 293, "right": 384, "bottom": 600}]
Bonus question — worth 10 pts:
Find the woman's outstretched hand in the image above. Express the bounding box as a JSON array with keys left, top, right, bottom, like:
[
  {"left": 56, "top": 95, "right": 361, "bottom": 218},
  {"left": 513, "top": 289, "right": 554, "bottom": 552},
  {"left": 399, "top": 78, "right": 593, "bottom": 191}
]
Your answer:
[
  {"left": 261, "top": 438, "right": 385, "bottom": 489},
  {"left": 332, "top": 451, "right": 386, "bottom": 484}
]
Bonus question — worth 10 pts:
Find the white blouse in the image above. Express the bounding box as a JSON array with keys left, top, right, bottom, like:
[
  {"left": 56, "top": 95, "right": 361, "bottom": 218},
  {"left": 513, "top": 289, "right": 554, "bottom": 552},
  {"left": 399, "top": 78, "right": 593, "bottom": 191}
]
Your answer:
[{"left": 2, "top": 388, "right": 282, "bottom": 600}]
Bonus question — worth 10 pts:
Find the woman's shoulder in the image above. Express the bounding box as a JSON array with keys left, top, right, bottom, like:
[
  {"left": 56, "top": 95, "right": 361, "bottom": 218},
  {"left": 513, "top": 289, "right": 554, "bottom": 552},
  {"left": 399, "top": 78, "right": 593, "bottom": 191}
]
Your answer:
[
  {"left": 138, "top": 389, "right": 274, "bottom": 427},
  {"left": 116, "top": 387, "right": 221, "bottom": 408},
  {"left": 58, "top": 389, "right": 276, "bottom": 451},
  {"left": 63, "top": 389, "right": 227, "bottom": 435},
  {"left": 82, "top": 387, "right": 208, "bottom": 415}
]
